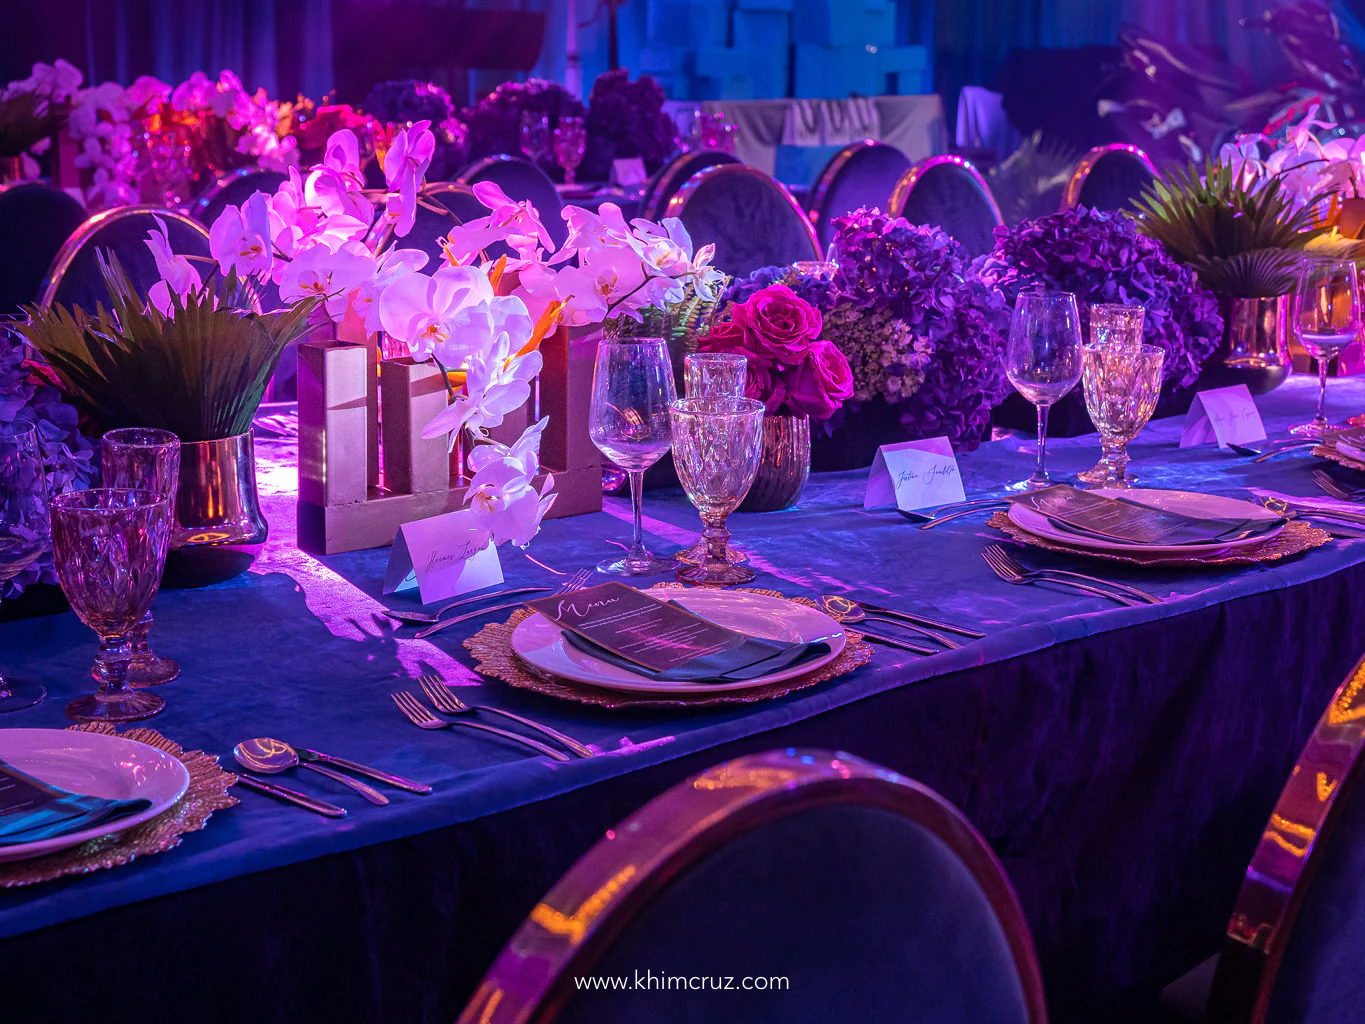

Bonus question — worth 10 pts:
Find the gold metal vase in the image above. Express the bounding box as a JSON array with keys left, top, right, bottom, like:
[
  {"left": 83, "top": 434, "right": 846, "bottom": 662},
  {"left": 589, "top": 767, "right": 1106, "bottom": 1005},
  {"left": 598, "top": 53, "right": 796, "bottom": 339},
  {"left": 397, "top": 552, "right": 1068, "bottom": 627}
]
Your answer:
[
  {"left": 737, "top": 414, "right": 811, "bottom": 513},
  {"left": 162, "top": 432, "right": 268, "bottom": 587},
  {"left": 1197, "top": 295, "right": 1292, "bottom": 395}
]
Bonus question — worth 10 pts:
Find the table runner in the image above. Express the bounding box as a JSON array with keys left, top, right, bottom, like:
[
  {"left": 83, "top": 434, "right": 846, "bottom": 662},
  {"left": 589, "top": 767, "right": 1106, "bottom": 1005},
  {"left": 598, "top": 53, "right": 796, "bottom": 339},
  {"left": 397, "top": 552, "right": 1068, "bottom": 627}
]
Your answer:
[{"left": 2, "top": 375, "right": 1365, "bottom": 1019}]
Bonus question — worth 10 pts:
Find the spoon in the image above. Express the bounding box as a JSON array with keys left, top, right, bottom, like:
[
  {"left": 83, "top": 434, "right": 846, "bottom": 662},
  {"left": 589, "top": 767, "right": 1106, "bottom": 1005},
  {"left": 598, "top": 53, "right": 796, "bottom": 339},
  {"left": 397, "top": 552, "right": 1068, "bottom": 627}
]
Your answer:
[
  {"left": 815, "top": 595, "right": 962, "bottom": 650},
  {"left": 234, "top": 738, "right": 389, "bottom": 806}
]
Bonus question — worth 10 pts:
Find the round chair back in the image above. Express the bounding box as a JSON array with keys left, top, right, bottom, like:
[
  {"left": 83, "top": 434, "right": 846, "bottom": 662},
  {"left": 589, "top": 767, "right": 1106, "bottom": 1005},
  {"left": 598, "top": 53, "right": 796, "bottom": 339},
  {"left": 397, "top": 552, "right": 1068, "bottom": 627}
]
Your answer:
[
  {"left": 809, "top": 141, "right": 912, "bottom": 254},
  {"left": 367, "top": 182, "right": 488, "bottom": 270},
  {"left": 0, "top": 183, "right": 86, "bottom": 314},
  {"left": 640, "top": 149, "right": 741, "bottom": 222},
  {"left": 1060, "top": 144, "right": 1157, "bottom": 213},
  {"left": 190, "top": 166, "right": 288, "bottom": 227},
  {"left": 458, "top": 749, "right": 1047, "bottom": 1024},
  {"left": 666, "top": 165, "right": 820, "bottom": 280},
  {"left": 1207, "top": 652, "right": 1365, "bottom": 1023},
  {"left": 40, "top": 206, "right": 212, "bottom": 313},
  {"left": 890, "top": 155, "right": 1004, "bottom": 259},
  {"left": 458, "top": 155, "right": 567, "bottom": 252}
]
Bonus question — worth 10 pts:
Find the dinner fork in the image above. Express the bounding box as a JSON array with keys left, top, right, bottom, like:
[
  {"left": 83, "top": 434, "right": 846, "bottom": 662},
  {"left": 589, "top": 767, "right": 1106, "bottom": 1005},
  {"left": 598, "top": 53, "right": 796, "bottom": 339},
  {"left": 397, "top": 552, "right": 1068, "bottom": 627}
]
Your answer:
[
  {"left": 1314, "top": 470, "right": 1365, "bottom": 503},
  {"left": 418, "top": 675, "right": 594, "bottom": 758},
  {"left": 984, "top": 544, "right": 1161, "bottom": 605},
  {"left": 382, "top": 585, "right": 556, "bottom": 626},
  {"left": 981, "top": 545, "right": 1149, "bottom": 607},
  {"left": 389, "top": 691, "right": 571, "bottom": 761},
  {"left": 413, "top": 569, "right": 595, "bottom": 640}
]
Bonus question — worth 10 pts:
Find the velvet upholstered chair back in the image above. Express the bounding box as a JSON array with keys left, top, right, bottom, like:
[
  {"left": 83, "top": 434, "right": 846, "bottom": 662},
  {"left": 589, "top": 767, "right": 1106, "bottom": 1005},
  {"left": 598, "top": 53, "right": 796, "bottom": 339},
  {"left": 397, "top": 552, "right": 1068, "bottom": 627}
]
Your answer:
[
  {"left": 890, "top": 155, "right": 1003, "bottom": 259},
  {"left": 1060, "top": 144, "right": 1157, "bottom": 214},
  {"left": 809, "top": 141, "right": 912, "bottom": 254},
  {"left": 666, "top": 165, "right": 820, "bottom": 280},
  {"left": 367, "top": 182, "right": 488, "bottom": 269},
  {"left": 1206, "top": 653, "right": 1365, "bottom": 1024},
  {"left": 0, "top": 183, "right": 86, "bottom": 315},
  {"left": 640, "top": 149, "right": 741, "bottom": 223},
  {"left": 40, "top": 206, "right": 212, "bottom": 314},
  {"left": 190, "top": 166, "right": 288, "bottom": 228},
  {"left": 458, "top": 155, "right": 567, "bottom": 252},
  {"left": 457, "top": 749, "right": 1048, "bottom": 1024}
]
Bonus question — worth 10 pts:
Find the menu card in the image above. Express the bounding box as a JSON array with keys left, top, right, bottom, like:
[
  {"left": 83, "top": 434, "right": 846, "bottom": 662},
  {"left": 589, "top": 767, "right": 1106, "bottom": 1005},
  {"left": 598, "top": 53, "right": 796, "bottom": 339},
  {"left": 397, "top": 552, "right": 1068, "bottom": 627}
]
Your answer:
[
  {"left": 525, "top": 582, "right": 829, "bottom": 682},
  {"left": 0, "top": 759, "right": 150, "bottom": 845},
  {"left": 1009, "top": 485, "right": 1279, "bottom": 546}
]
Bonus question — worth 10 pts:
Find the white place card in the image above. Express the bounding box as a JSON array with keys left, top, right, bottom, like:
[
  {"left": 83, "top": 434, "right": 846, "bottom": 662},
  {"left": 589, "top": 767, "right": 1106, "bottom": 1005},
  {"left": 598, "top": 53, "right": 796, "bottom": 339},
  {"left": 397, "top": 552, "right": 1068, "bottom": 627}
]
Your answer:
[
  {"left": 383, "top": 508, "right": 503, "bottom": 604},
  {"left": 864, "top": 437, "right": 965, "bottom": 511},
  {"left": 611, "top": 157, "right": 648, "bottom": 185},
  {"left": 1180, "top": 384, "right": 1267, "bottom": 449}
]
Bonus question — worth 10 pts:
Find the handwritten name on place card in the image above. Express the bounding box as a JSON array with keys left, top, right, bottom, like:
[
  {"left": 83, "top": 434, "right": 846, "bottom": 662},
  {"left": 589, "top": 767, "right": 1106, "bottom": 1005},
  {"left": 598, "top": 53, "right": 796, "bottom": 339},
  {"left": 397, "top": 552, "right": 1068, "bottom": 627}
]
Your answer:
[
  {"left": 864, "top": 437, "right": 966, "bottom": 511},
  {"left": 383, "top": 508, "right": 503, "bottom": 604},
  {"left": 1180, "top": 383, "right": 1266, "bottom": 449}
]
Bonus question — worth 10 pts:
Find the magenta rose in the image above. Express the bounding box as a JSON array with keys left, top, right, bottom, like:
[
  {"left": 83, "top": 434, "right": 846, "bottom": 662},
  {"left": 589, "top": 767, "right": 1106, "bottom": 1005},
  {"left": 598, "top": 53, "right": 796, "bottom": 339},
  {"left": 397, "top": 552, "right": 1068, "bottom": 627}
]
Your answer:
[
  {"left": 743, "top": 358, "right": 788, "bottom": 414},
  {"left": 731, "top": 284, "right": 822, "bottom": 363},
  {"left": 780, "top": 341, "right": 854, "bottom": 421}
]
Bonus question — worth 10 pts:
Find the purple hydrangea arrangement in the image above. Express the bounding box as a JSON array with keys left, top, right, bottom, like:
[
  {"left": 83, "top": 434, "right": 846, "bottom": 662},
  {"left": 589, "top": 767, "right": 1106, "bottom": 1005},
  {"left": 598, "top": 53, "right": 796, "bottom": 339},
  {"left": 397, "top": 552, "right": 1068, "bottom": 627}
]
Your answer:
[
  {"left": 1, "top": 333, "right": 96, "bottom": 601},
  {"left": 728, "top": 208, "right": 1012, "bottom": 451},
  {"left": 580, "top": 70, "right": 678, "bottom": 182},
  {"left": 462, "top": 78, "right": 586, "bottom": 178},
  {"left": 974, "top": 206, "right": 1224, "bottom": 389}
]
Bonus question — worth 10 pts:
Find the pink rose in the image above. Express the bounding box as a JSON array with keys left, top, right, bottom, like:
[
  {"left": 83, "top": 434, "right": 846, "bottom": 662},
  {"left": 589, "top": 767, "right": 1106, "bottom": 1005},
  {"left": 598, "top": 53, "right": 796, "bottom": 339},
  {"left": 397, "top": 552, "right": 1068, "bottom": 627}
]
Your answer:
[
  {"left": 780, "top": 341, "right": 854, "bottom": 421},
  {"left": 744, "top": 358, "right": 788, "bottom": 414},
  {"left": 731, "top": 284, "right": 822, "bottom": 363}
]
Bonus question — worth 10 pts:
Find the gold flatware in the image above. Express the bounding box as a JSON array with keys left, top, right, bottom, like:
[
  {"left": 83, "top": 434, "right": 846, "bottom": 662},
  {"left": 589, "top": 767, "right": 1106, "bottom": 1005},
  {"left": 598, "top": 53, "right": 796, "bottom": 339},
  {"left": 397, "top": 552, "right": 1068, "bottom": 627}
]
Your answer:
[
  {"left": 389, "top": 691, "right": 572, "bottom": 761},
  {"left": 418, "top": 675, "right": 594, "bottom": 758}
]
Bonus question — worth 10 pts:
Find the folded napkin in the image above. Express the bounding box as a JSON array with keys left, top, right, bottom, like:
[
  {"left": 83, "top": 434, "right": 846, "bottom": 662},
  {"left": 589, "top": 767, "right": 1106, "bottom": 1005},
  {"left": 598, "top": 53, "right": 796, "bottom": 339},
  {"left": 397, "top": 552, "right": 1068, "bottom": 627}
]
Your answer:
[
  {"left": 0, "top": 758, "right": 151, "bottom": 847},
  {"left": 562, "top": 628, "right": 832, "bottom": 683}
]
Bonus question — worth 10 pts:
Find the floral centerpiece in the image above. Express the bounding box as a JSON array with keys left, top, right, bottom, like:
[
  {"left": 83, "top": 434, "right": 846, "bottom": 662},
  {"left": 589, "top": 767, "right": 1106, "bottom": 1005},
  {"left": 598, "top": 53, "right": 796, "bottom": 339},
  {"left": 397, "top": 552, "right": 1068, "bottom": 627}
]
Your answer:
[
  {"left": 362, "top": 79, "right": 467, "bottom": 181},
  {"left": 462, "top": 78, "right": 586, "bottom": 180},
  {"left": 0, "top": 60, "right": 81, "bottom": 178},
  {"left": 0, "top": 328, "right": 95, "bottom": 604},
  {"left": 289, "top": 99, "right": 375, "bottom": 167},
  {"left": 580, "top": 70, "right": 678, "bottom": 183}
]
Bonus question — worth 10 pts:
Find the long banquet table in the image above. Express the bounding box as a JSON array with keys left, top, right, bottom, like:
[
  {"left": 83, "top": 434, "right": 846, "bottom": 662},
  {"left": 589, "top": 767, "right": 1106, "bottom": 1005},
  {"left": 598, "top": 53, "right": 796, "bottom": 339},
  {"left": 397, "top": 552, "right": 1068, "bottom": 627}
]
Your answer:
[{"left": 4, "top": 375, "right": 1365, "bottom": 1023}]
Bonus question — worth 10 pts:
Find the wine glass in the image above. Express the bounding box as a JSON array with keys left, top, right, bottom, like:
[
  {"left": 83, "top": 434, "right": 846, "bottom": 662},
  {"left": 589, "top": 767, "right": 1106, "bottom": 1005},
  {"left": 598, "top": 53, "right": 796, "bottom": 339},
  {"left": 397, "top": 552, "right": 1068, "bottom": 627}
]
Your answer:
[
  {"left": 1291, "top": 257, "right": 1361, "bottom": 438},
  {"left": 677, "top": 354, "right": 749, "bottom": 568},
  {"left": 553, "top": 116, "right": 586, "bottom": 186},
  {"left": 1078, "top": 303, "right": 1146, "bottom": 484},
  {"left": 0, "top": 423, "right": 50, "bottom": 712},
  {"left": 1006, "top": 291, "right": 1083, "bottom": 491},
  {"left": 670, "top": 397, "right": 766, "bottom": 586},
  {"left": 51, "top": 489, "right": 172, "bottom": 722},
  {"left": 589, "top": 338, "right": 678, "bottom": 575},
  {"left": 519, "top": 112, "right": 551, "bottom": 167},
  {"left": 1080, "top": 344, "right": 1165, "bottom": 489},
  {"left": 101, "top": 427, "right": 181, "bottom": 686}
]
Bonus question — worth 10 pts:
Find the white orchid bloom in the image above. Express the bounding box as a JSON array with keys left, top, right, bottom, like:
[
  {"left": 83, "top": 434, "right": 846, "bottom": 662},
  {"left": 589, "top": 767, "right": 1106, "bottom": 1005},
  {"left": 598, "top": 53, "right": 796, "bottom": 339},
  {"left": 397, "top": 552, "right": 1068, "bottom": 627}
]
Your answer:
[
  {"left": 462, "top": 418, "right": 556, "bottom": 547},
  {"left": 354, "top": 248, "right": 429, "bottom": 333},
  {"left": 209, "top": 191, "right": 274, "bottom": 280},
  {"left": 377, "top": 262, "right": 496, "bottom": 357},
  {"left": 145, "top": 217, "right": 203, "bottom": 315},
  {"left": 276, "top": 241, "right": 375, "bottom": 319},
  {"left": 555, "top": 202, "right": 640, "bottom": 262},
  {"left": 420, "top": 331, "right": 542, "bottom": 443},
  {"left": 383, "top": 120, "right": 435, "bottom": 237}
]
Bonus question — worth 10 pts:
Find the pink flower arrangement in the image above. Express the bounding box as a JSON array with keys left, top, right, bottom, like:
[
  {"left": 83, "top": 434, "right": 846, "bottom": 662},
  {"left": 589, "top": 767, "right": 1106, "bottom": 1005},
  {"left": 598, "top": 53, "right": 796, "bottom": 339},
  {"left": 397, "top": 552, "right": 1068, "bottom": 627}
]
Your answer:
[{"left": 700, "top": 284, "right": 853, "bottom": 421}]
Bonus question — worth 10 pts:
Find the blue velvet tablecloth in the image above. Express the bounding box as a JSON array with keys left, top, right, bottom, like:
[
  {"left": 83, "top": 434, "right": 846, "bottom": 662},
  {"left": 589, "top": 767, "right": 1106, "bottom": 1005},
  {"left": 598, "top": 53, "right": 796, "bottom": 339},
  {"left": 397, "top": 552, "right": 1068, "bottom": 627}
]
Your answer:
[{"left": 4, "top": 374, "right": 1365, "bottom": 1022}]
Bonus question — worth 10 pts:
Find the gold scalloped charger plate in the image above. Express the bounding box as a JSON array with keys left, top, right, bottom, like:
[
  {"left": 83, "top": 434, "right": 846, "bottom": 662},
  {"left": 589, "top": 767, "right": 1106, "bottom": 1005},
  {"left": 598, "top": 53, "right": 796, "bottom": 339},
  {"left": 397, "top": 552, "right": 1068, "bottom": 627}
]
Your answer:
[
  {"left": 0, "top": 724, "right": 238, "bottom": 887},
  {"left": 1314, "top": 444, "right": 1365, "bottom": 473}
]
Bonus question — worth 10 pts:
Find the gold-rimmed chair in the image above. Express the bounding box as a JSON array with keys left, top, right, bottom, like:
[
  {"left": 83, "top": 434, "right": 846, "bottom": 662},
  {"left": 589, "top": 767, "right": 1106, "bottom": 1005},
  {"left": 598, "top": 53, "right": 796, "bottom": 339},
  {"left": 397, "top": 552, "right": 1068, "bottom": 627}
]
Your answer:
[
  {"left": 1059, "top": 144, "right": 1157, "bottom": 214},
  {"left": 189, "top": 165, "right": 288, "bottom": 227},
  {"left": 639, "top": 149, "right": 742, "bottom": 222},
  {"left": 889, "top": 154, "right": 1003, "bottom": 259},
  {"left": 0, "top": 182, "right": 86, "bottom": 314},
  {"left": 458, "top": 748, "right": 1048, "bottom": 1024},
  {"left": 1162, "top": 653, "right": 1365, "bottom": 1022},
  {"left": 808, "top": 141, "right": 912, "bottom": 254},
  {"left": 666, "top": 164, "right": 821, "bottom": 280}
]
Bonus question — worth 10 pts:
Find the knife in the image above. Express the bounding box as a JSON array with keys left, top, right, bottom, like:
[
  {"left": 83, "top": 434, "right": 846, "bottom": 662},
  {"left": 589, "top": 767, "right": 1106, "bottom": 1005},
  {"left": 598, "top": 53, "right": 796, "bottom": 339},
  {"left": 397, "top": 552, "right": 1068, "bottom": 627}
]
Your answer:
[
  {"left": 852, "top": 601, "right": 986, "bottom": 639},
  {"left": 236, "top": 773, "right": 348, "bottom": 818},
  {"left": 295, "top": 747, "right": 433, "bottom": 794}
]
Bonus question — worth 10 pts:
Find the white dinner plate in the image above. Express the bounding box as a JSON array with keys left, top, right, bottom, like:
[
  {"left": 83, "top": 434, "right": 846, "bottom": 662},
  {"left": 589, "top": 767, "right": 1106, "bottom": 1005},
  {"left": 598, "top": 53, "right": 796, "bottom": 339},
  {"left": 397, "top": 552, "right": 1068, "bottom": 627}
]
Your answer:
[
  {"left": 1007, "top": 488, "right": 1284, "bottom": 557},
  {"left": 0, "top": 729, "right": 190, "bottom": 863},
  {"left": 511, "top": 588, "right": 846, "bottom": 696}
]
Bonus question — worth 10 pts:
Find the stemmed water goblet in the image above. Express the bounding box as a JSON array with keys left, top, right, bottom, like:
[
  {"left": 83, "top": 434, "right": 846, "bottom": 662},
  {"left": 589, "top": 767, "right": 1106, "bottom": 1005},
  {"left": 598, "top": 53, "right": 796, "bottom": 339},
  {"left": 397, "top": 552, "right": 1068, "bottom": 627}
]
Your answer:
[
  {"left": 588, "top": 337, "right": 678, "bottom": 575},
  {"left": 1006, "top": 291, "right": 1083, "bottom": 491},
  {"left": 1291, "top": 257, "right": 1361, "bottom": 438},
  {"left": 553, "top": 116, "right": 587, "bottom": 186},
  {"left": 676, "top": 353, "right": 750, "bottom": 568},
  {"left": 1078, "top": 303, "right": 1146, "bottom": 484},
  {"left": 669, "top": 397, "right": 766, "bottom": 586},
  {"left": 0, "top": 423, "right": 50, "bottom": 712},
  {"left": 1080, "top": 344, "right": 1165, "bottom": 489},
  {"left": 100, "top": 427, "right": 181, "bottom": 686},
  {"left": 51, "top": 489, "right": 173, "bottom": 722},
  {"left": 520, "top": 112, "right": 551, "bottom": 168}
]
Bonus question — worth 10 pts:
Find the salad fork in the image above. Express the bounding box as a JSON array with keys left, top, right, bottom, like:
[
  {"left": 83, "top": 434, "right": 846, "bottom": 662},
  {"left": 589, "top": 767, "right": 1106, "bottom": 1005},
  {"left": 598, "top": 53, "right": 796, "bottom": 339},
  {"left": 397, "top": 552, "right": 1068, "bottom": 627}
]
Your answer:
[
  {"left": 1313, "top": 470, "right": 1365, "bottom": 503},
  {"left": 418, "top": 675, "right": 594, "bottom": 758},
  {"left": 413, "top": 569, "right": 595, "bottom": 640},
  {"left": 389, "top": 691, "right": 571, "bottom": 761}
]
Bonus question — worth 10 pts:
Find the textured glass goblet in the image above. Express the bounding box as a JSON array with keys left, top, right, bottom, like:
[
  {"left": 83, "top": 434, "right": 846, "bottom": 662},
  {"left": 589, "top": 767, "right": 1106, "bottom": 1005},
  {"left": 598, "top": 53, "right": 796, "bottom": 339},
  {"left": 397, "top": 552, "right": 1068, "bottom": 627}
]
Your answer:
[
  {"left": 1080, "top": 344, "right": 1164, "bottom": 488},
  {"left": 1078, "top": 303, "right": 1146, "bottom": 484},
  {"left": 101, "top": 427, "right": 181, "bottom": 686},
  {"left": 677, "top": 353, "right": 750, "bottom": 568},
  {"left": 0, "top": 423, "right": 50, "bottom": 712},
  {"left": 670, "top": 397, "right": 765, "bottom": 587},
  {"left": 51, "top": 489, "right": 172, "bottom": 723},
  {"left": 589, "top": 337, "right": 678, "bottom": 575},
  {"left": 553, "top": 116, "right": 586, "bottom": 186}
]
